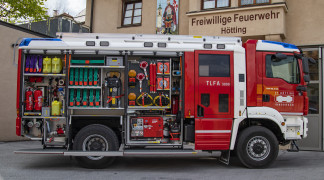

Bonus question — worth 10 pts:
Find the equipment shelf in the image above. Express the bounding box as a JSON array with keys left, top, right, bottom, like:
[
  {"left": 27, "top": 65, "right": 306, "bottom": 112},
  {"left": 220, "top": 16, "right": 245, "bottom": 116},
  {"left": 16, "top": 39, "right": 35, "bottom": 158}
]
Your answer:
[
  {"left": 68, "top": 107, "right": 124, "bottom": 110},
  {"left": 22, "top": 116, "right": 66, "bottom": 119},
  {"left": 24, "top": 73, "right": 66, "bottom": 77},
  {"left": 156, "top": 73, "right": 170, "bottom": 76},
  {"left": 127, "top": 106, "right": 170, "bottom": 110},
  {"left": 70, "top": 65, "right": 125, "bottom": 69},
  {"left": 68, "top": 86, "right": 101, "bottom": 89}
]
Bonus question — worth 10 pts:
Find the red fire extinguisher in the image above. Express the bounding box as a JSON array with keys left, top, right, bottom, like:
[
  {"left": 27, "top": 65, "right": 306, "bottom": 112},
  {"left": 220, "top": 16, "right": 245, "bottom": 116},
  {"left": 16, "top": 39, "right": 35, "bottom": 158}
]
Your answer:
[
  {"left": 25, "top": 88, "right": 33, "bottom": 111},
  {"left": 34, "top": 89, "right": 43, "bottom": 112},
  {"left": 171, "top": 95, "right": 179, "bottom": 115}
]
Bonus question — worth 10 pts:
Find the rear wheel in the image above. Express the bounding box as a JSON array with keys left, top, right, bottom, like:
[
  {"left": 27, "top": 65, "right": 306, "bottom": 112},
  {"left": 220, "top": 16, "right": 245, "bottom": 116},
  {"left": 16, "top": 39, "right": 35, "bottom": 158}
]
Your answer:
[
  {"left": 235, "top": 126, "right": 279, "bottom": 168},
  {"left": 73, "top": 124, "right": 119, "bottom": 169}
]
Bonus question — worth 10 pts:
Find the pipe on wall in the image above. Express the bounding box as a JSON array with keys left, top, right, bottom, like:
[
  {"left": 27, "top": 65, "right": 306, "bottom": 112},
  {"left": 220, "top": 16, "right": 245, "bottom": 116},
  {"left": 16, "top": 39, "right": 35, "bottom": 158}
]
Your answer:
[{"left": 90, "top": 0, "right": 94, "bottom": 33}]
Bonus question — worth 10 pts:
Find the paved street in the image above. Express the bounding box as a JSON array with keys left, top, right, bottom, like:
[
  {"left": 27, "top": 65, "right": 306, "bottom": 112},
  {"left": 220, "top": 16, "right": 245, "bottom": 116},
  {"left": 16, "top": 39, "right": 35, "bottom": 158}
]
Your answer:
[{"left": 0, "top": 141, "right": 324, "bottom": 180}]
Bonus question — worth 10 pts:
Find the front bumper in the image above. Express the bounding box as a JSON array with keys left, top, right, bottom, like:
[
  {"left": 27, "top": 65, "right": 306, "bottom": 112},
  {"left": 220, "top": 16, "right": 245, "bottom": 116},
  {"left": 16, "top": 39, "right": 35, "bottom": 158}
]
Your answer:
[{"left": 283, "top": 116, "right": 308, "bottom": 140}]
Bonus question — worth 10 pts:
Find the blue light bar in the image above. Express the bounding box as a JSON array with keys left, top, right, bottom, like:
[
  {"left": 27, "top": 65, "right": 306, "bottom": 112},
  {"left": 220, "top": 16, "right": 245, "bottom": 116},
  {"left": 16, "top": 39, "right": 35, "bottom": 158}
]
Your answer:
[
  {"left": 262, "top": 40, "right": 298, "bottom": 50},
  {"left": 19, "top": 38, "right": 62, "bottom": 47}
]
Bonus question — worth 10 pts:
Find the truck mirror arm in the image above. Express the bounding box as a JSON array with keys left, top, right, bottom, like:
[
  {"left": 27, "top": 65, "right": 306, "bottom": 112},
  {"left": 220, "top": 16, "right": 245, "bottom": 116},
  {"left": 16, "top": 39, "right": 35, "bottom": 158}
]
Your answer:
[{"left": 271, "top": 53, "right": 287, "bottom": 62}]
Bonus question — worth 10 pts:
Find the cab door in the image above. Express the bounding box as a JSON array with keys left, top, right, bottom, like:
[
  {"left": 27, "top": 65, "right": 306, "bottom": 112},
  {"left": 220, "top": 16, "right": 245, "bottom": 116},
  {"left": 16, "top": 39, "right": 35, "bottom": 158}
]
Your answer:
[
  {"left": 194, "top": 51, "right": 234, "bottom": 150},
  {"left": 261, "top": 52, "right": 305, "bottom": 114}
]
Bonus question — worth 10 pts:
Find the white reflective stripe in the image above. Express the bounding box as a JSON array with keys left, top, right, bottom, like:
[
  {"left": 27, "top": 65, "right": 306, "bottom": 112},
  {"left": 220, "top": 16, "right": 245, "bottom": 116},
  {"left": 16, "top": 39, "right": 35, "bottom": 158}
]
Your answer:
[
  {"left": 195, "top": 130, "right": 231, "bottom": 133},
  {"left": 280, "top": 112, "right": 303, "bottom": 116}
]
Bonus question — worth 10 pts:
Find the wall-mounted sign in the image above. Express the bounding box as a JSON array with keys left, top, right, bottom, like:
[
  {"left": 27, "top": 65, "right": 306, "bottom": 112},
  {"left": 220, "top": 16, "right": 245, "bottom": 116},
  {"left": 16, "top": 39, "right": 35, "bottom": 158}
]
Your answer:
[
  {"left": 156, "top": 0, "right": 179, "bottom": 35},
  {"left": 188, "top": 7, "right": 286, "bottom": 37}
]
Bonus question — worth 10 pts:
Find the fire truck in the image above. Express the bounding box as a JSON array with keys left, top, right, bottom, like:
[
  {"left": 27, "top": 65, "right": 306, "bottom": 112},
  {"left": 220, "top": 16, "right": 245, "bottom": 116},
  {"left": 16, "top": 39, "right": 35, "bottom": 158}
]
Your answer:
[{"left": 15, "top": 33, "right": 312, "bottom": 169}]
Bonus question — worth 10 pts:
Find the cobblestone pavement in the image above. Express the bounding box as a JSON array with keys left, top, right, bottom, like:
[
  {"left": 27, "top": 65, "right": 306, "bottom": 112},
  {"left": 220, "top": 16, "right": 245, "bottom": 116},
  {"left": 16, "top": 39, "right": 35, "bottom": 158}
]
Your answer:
[{"left": 0, "top": 141, "right": 323, "bottom": 180}]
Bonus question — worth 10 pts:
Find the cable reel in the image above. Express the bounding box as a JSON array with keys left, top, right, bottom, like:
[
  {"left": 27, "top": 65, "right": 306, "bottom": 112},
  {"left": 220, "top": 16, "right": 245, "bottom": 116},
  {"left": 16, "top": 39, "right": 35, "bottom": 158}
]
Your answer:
[
  {"left": 153, "top": 93, "right": 170, "bottom": 107},
  {"left": 136, "top": 93, "right": 153, "bottom": 106}
]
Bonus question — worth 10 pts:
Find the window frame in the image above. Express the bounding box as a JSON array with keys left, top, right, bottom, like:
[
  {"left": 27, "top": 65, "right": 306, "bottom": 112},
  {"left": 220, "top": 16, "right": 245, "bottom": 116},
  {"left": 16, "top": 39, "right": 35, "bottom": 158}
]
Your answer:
[
  {"left": 122, "top": 0, "right": 142, "bottom": 27},
  {"left": 201, "top": 0, "right": 231, "bottom": 10},
  {"left": 239, "top": 0, "right": 271, "bottom": 7}
]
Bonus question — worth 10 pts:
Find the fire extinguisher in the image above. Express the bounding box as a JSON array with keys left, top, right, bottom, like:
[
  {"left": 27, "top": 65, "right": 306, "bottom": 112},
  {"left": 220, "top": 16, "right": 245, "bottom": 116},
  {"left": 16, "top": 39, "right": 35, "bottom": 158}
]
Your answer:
[
  {"left": 34, "top": 89, "right": 43, "bottom": 112},
  {"left": 171, "top": 95, "right": 179, "bottom": 115},
  {"left": 25, "top": 88, "right": 34, "bottom": 111}
]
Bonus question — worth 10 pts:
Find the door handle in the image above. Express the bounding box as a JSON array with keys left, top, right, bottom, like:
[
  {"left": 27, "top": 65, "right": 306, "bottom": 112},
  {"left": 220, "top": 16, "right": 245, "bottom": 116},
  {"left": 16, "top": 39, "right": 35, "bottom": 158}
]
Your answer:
[
  {"left": 201, "top": 93, "right": 210, "bottom": 107},
  {"left": 197, "top": 105, "right": 204, "bottom": 117},
  {"left": 296, "top": 85, "right": 307, "bottom": 92},
  {"left": 262, "top": 94, "right": 270, "bottom": 102}
]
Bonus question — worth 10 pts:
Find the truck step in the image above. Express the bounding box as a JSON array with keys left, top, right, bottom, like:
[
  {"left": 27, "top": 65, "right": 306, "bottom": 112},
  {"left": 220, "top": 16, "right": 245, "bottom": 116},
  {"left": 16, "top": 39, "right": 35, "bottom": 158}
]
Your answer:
[
  {"left": 14, "top": 148, "right": 197, "bottom": 156},
  {"left": 14, "top": 148, "right": 66, "bottom": 155},
  {"left": 123, "top": 148, "right": 197, "bottom": 155},
  {"left": 14, "top": 149, "right": 123, "bottom": 157}
]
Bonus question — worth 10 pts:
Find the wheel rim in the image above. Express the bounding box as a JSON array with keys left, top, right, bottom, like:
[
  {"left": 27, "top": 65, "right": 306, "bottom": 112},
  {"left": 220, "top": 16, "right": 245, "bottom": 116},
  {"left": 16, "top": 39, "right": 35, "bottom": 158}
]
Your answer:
[
  {"left": 246, "top": 136, "right": 271, "bottom": 161},
  {"left": 82, "top": 134, "right": 108, "bottom": 160}
]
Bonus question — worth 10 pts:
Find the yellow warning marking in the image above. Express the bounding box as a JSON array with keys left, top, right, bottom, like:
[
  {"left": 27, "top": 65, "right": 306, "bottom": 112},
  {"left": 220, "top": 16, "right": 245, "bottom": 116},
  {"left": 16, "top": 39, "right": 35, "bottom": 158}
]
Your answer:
[{"left": 193, "top": 36, "right": 202, "bottom": 38}]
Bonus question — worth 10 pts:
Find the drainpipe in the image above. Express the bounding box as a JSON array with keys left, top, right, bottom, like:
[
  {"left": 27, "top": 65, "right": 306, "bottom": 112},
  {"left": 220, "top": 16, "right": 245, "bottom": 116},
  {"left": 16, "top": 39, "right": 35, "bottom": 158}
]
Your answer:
[{"left": 90, "top": 0, "right": 94, "bottom": 33}]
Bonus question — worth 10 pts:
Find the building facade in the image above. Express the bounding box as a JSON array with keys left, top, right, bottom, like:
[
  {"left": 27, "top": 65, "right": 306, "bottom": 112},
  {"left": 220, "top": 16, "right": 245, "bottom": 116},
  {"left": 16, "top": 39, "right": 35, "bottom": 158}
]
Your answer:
[
  {"left": 0, "top": 21, "right": 51, "bottom": 141},
  {"left": 19, "top": 13, "right": 89, "bottom": 38},
  {"left": 87, "top": 0, "right": 322, "bottom": 151}
]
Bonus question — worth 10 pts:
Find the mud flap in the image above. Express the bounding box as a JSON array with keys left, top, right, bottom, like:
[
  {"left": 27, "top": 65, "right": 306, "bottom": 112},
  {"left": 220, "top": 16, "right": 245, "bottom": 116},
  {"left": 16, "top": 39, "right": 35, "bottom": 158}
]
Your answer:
[
  {"left": 219, "top": 150, "right": 230, "bottom": 165},
  {"left": 287, "top": 140, "right": 299, "bottom": 152}
]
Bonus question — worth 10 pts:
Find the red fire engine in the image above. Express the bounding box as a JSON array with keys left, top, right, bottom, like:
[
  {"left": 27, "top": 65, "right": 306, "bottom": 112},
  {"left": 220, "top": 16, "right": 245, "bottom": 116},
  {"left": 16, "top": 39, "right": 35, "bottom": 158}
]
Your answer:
[{"left": 15, "top": 33, "right": 313, "bottom": 169}]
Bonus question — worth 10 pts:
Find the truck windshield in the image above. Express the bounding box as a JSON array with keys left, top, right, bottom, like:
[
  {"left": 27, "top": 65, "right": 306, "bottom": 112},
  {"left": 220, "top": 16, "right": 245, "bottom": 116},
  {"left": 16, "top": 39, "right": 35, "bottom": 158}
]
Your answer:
[{"left": 266, "top": 55, "right": 300, "bottom": 84}]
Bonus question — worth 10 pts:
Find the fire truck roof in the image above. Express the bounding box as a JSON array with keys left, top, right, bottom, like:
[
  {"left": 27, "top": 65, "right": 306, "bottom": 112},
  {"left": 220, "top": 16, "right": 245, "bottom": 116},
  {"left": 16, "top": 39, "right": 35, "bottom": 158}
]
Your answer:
[
  {"left": 18, "top": 33, "right": 299, "bottom": 53},
  {"left": 19, "top": 33, "right": 243, "bottom": 53}
]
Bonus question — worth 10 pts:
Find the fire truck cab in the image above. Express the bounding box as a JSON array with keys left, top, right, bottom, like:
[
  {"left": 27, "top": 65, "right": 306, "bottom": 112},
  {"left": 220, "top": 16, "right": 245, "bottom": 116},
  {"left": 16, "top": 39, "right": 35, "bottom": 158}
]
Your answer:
[{"left": 15, "top": 33, "right": 310, "bottom": 169}]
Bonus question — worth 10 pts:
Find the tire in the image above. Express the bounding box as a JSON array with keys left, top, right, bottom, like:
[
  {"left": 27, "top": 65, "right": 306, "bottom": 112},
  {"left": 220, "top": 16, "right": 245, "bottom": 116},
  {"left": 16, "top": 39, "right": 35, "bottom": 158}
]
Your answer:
[
  {"left": 235, "top": 126, "right": 279, "bottom": 169},
  {"left": 73, "top": 124, "right": 119, "bottom": 169}
]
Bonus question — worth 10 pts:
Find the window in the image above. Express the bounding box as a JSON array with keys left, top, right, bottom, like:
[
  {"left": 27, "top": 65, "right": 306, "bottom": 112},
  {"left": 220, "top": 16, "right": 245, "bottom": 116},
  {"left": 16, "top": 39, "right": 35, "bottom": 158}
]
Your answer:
[
  {"left": 199, "top": 54, "right": 230, "bottom": 77},
  {"left": 202, "top": 0, "right": 229, "bottom": 9},
  {"left": 123, "top": 1, "right": 142, "bottom": 26},
  {"left": 219, "top": 94, "right": 229, "bottom": 112},
  {"left": 240, "top": 0, "right": 270, "bottom": 6},
  {"left": 265, "top": 55, "right": 300, "bottom": 84}
]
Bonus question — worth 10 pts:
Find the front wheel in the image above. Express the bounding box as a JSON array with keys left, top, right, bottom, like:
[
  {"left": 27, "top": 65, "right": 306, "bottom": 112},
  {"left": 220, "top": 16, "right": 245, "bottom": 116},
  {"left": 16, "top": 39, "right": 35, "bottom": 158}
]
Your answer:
[
  {"left": 73, "top": 124, "right": 119, "bottom": 169},
  {"left": 235, "top": 126, "right": 279, "bottom": 168}
]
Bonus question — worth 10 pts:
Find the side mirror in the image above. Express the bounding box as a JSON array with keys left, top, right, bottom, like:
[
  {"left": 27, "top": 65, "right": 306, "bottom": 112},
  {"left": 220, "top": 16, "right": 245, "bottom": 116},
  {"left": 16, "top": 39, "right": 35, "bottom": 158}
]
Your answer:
[
  {"left": 271, "top": 53, "right": 287, "bottom": 62},
  {"left": 302, "top": 57, "right": 310, "bottom": 74},
  {"left": 304, "top": 75, "right": 310, "bottom": 82},
  {"left": 308, "top": 57, "right": 316, "bottom": 64}
]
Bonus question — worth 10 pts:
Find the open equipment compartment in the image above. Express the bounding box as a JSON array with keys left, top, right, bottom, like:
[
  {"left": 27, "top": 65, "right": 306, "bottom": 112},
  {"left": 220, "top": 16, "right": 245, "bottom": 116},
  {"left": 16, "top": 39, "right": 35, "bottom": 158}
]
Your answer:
[
  {"left": 125, "top": 54, "right": 183, "bottom": 146},
  {"left": 20, "top": 50, "right": 68, "bottom": 147},
  {"left": 19, "top": 47, "right": 184, "bottom": 148}
]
